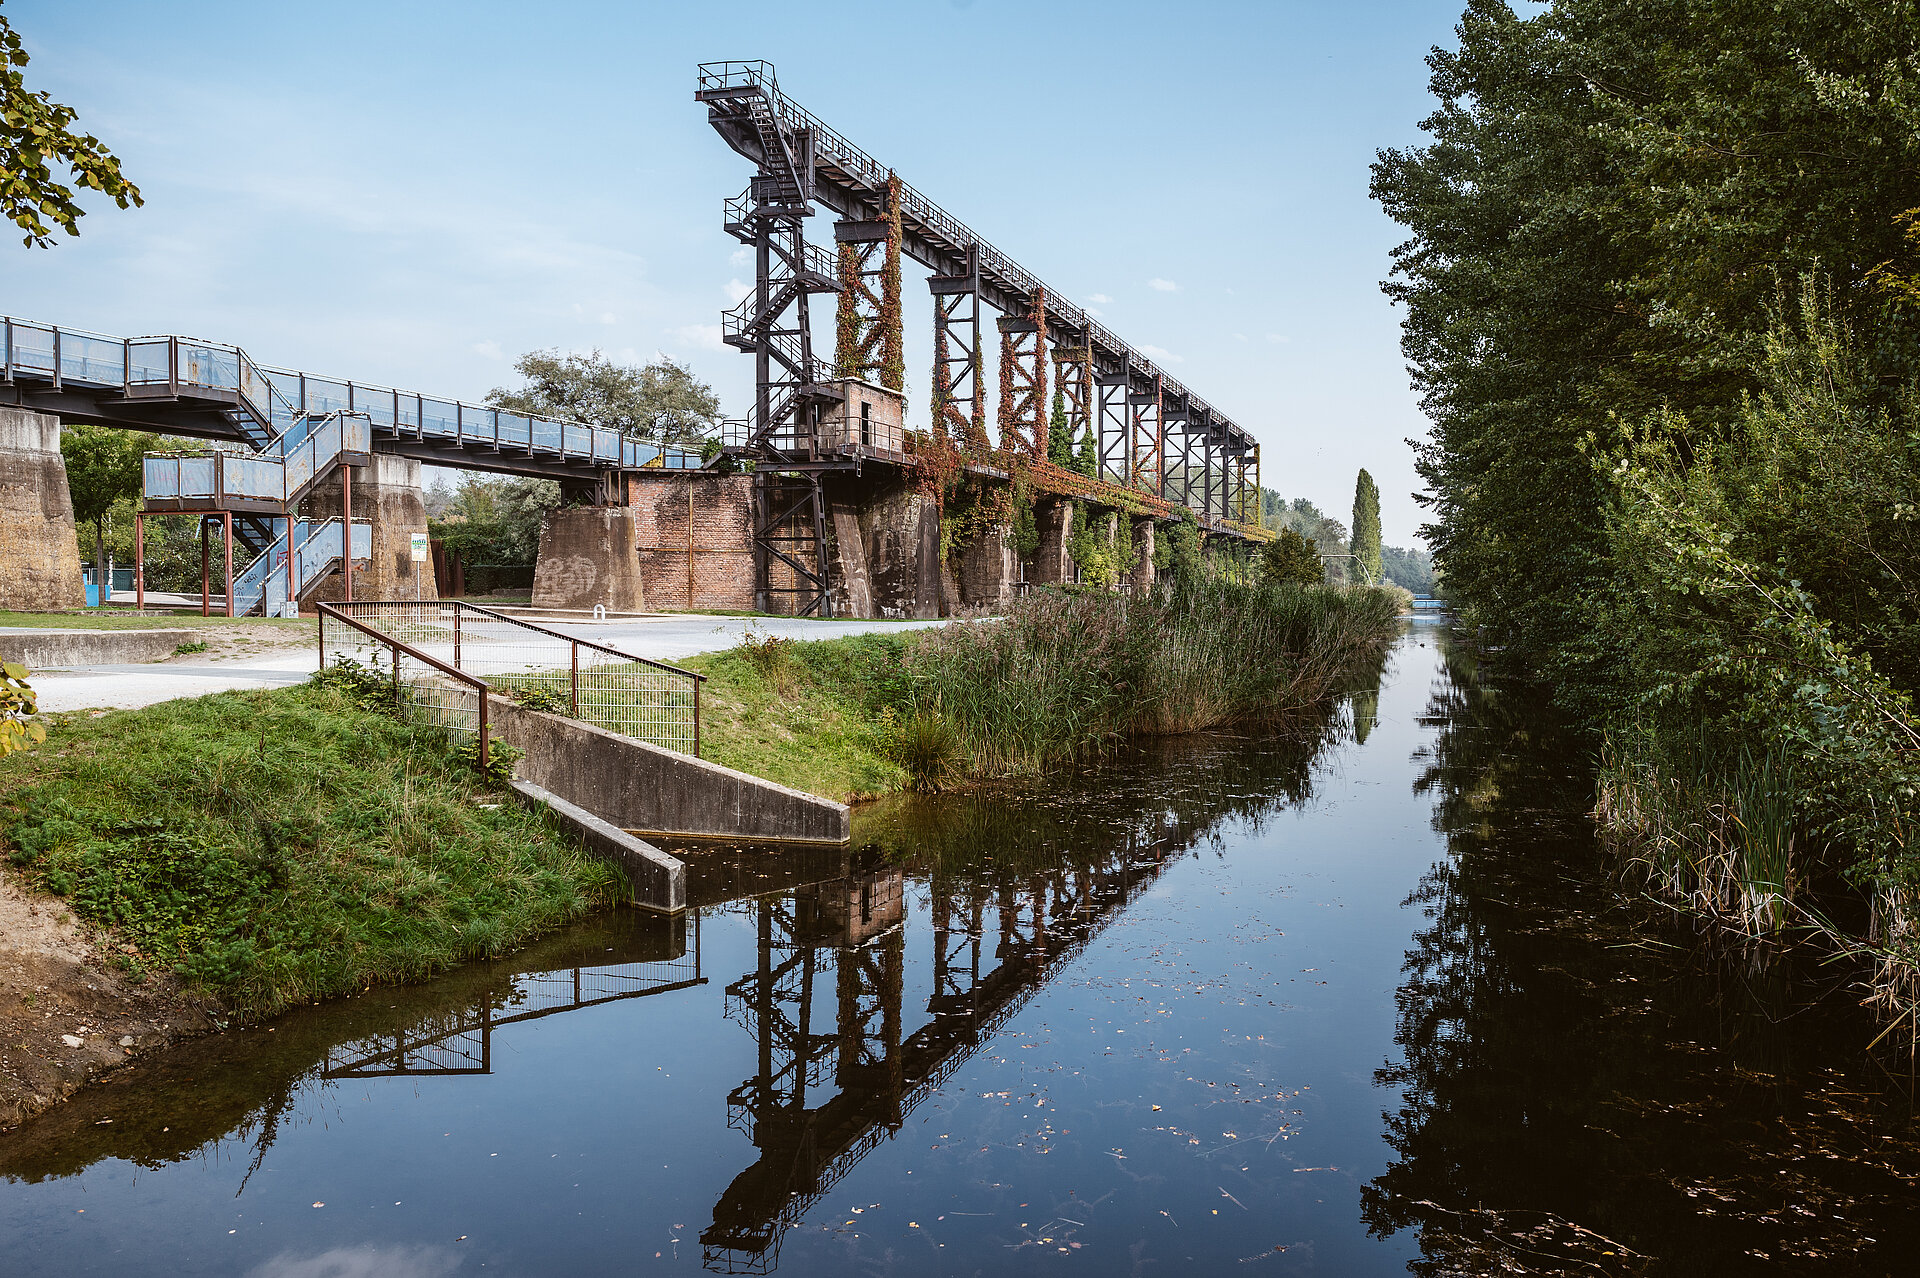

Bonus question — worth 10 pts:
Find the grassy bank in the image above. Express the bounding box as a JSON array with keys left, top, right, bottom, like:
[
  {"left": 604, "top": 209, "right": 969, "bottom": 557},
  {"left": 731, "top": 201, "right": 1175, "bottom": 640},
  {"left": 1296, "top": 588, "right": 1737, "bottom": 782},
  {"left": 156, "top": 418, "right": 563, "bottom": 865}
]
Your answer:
[
  {"left": 688, "top": 581, "right": 1402, "bottom": 795},
  {"left": 0, "top": 678, "right": 624, "bottom": 1021}
]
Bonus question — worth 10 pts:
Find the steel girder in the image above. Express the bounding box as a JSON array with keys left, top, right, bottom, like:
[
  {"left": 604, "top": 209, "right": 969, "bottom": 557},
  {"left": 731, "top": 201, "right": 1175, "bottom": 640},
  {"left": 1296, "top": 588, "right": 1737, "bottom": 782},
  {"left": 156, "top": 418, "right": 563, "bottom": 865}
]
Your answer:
[
  {"left": 1052, "top": 335, "right": 1093, "bottom": 465},
  {"left": 1128, "top": 375, "right": 1163, "bottom": 495}
]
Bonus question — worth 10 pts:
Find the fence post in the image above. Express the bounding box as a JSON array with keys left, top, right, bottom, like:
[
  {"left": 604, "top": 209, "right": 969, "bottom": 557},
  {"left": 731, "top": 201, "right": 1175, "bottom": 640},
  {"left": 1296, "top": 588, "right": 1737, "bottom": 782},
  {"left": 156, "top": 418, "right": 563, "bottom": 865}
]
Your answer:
[
  {"left": 694, "top": 678, "right": 701, "bottom": 759},
  {"left": 570, "top": 643, "right": 579, "bottom": 717},
  {"left": 478, "top": 688, "right": 490, "bottom": 775},
  {"left": 453, "top": 604, "right": 462, "bottom": 669},
  {"left": 390, "top": 636, "right": 400, "bottom": 709},
  {"left": 317, "top": 608, "right": 325, "bottom": 669}
]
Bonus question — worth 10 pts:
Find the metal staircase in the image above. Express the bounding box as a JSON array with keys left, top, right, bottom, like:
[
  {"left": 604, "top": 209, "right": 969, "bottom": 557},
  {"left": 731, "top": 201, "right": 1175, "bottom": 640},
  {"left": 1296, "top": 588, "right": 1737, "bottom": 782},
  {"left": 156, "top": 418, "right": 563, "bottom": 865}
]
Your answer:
[{"left": 141, "top": 409, "right": 375, "bottom": 616}]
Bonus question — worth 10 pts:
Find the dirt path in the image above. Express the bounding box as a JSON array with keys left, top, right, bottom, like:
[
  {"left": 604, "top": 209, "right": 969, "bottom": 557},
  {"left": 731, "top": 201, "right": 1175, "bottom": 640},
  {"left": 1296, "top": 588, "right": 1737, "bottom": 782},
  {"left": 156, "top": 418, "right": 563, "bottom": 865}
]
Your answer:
[{"left": 0, "top": 868, "right": 219, "bottom": 1132}]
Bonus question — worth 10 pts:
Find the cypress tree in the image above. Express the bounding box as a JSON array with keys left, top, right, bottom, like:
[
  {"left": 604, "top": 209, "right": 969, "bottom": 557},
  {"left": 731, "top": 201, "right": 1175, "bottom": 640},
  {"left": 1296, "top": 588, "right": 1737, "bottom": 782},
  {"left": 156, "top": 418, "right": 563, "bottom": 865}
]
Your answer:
[
  {"left": 1349, "top": 468, "right": 1381, "bottom": 585},
  {"left": 1075, "top": 423, "right": 1098, "bottom": 478},
  {"left": 1047, "top": 388, "right": 1074, "bottom": 467}
]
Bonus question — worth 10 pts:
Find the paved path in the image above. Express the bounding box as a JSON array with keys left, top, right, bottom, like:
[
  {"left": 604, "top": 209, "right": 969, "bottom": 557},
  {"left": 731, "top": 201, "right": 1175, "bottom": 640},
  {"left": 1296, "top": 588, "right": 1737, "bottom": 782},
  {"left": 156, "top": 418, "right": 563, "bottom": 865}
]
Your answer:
[{"left": 26, "top": 614, "right": 953, "bottom": 713}]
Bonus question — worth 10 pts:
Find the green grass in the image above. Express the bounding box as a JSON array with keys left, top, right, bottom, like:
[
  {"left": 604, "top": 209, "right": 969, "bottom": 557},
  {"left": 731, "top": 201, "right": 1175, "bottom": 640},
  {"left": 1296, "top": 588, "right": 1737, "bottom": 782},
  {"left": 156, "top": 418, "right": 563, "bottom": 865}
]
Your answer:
[
  {"left": 682, "top": 584, "right": 1401, "bottom": 796},
  {"left": 0, "top": 610, "right": 313, "bottom": 632},
  {"left": 0, "top": 680, "right": 624, "bottom": 1020},
  {"left": 682, "top": 631, "right": 912, "bottom": 802}
]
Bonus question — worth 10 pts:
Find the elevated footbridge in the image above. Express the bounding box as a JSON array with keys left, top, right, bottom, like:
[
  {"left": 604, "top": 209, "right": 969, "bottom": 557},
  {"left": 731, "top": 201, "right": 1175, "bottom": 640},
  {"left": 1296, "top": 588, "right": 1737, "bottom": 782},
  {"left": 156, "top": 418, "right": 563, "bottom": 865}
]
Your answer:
[{"left": 0, "top": 316, "right": 703, "bottom": 484}]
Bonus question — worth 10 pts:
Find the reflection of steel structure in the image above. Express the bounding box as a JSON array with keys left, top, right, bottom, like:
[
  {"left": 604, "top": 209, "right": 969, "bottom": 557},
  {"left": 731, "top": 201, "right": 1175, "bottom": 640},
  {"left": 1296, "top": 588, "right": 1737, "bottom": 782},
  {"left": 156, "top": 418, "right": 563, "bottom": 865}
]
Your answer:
[
  {"left": 700, "top": 842, "right": 1185, "bottom": 1274},
  {"left": 322, "top": 922, "right": 703, "bottom": 1079}
]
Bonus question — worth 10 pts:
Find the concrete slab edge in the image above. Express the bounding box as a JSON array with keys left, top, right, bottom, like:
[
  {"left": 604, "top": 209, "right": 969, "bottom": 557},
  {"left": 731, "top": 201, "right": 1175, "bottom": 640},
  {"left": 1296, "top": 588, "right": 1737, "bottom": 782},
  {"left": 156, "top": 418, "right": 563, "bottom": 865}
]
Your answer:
[{"left": 507, "top": 779, "right": 687, "bottom": 915}]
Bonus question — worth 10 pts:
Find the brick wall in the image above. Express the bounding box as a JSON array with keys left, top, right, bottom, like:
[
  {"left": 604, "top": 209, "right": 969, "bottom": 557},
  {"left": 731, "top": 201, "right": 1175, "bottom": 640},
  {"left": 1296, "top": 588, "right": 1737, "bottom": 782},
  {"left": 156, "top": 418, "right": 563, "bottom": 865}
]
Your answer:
[{"left": 628, "top": 472, "right": 758, "bottom": 611}]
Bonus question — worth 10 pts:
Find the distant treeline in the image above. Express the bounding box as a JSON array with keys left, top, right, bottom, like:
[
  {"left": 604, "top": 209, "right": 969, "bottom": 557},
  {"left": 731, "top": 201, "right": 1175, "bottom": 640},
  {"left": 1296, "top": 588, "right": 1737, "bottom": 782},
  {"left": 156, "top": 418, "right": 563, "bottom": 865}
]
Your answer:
[{"left": 1258, "top": 489, "right": 1434, "bottom": 593}]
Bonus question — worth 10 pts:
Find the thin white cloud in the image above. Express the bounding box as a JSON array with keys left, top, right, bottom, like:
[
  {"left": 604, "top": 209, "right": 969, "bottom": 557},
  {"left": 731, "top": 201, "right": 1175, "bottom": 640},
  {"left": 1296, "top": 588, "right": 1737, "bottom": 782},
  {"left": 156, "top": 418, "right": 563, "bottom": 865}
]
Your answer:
[
  {"left": 471, "top": 339, "right": 505, "bottom": 361},
  {"left": 728, "top": 247, "right": 752, "bottom": 268},
  {"left": 1087, "top": 293, "right": 1112, "bottom": 304},
  {"left": 1148, "top": 278, "right": 1178, "bottom": 292},
  {"left": 1265, "top": 333, "right": 1292, "bottom": 345},
  {"left": 676, "top": 324, "right": 726, "bottom": 352},
  {"left": 1232, "top": 333, "right": 1249, "bottom": 342},
  {"left": 1085, "top": 306, "right": 1104, "bottom": 318},
  {"left": 1140, "top": 344, "right": 1185, "bottom": 364},
  {"left": 723, "top": 278, "right": 752, "bottom": 304},
  {"left": 599, "top": 311, "right": 618, "bottom": 325}
]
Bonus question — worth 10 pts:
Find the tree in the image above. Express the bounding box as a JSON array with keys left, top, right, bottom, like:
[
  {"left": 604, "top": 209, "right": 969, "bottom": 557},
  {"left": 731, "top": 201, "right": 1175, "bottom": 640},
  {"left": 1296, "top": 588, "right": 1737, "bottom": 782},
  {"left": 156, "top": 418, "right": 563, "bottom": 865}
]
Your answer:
[
  {"left": 1349, "top": 469, "right": 1381, "bottom": 586},
  {"left": 2, "top": 11, "right": 142, "bottom": 247},
  {"left": 487, "top": 349, "right": 721, "bottom": 446},
  {"left": 1046, "top": 388, "right": 1074, "bottom": 468},
  {"left": 428, "top": 474, "right": 560, "bottom": 567},
  {"left": 61, "top": 424, "right": 147, "bottom": 601},
  {"left": 1074, "top": 423, "right": 1098, "bottom": 478},
  {"left": 1260, "top": 527, "right": 1324, "bottom": 588}
]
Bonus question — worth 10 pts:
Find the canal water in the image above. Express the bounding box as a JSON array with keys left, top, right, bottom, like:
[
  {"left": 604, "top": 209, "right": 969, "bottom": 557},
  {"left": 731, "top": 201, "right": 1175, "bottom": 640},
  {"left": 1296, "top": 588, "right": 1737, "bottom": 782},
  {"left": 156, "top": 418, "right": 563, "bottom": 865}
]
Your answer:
[{"left": 4, "top": 624, "right": 1919, "bottom": 1275}]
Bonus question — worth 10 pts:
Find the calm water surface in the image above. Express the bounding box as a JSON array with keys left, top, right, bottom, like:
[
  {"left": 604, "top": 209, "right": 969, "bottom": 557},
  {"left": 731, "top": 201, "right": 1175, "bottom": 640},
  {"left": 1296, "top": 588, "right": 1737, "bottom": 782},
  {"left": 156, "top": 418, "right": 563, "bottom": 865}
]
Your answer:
[{"left": 5, "top": 625, "right": 1919, "bottom": 1276}]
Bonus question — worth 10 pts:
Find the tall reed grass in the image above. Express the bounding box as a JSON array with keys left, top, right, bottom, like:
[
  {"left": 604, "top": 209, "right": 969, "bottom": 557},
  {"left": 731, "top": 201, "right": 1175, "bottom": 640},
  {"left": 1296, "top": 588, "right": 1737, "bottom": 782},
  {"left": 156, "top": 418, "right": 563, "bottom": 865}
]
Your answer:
[
  {"left": 903, "top": 580, "right": 1399, "bottom": 776},
  {"left": 1595, "top": 726, "right": 1802, "bottom": 936}
]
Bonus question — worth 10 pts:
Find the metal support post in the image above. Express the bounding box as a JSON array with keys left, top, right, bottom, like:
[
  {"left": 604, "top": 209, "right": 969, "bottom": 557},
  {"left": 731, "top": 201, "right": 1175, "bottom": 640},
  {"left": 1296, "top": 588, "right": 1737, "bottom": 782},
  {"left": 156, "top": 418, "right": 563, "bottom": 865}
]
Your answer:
[
  {"left": 342, "top": 462, "right": 354, "bottom": 603},
  {"left": 1096, "top": 372, "right": 1130, "bottom": 485},
  {"left": 995, "top": 288, "right": 1048, "bottom": 460},
  {"left": 1052, "top": 336, "right": 1092, "bottom": 467},
  {"left": 222, "top": 512, "right": 234, "bottom": 618},
  {"left": 930, "top": 244, "right": 984, "bottom": 451},
  {"left": 200, "top": 517, "right": 210, "bottom": 617},
  {"left": 134, "top": 513, "right": 144, "bottom": 613},
  {"left": 1128, "top": 375, "right": 1163, "bottom": 495}
]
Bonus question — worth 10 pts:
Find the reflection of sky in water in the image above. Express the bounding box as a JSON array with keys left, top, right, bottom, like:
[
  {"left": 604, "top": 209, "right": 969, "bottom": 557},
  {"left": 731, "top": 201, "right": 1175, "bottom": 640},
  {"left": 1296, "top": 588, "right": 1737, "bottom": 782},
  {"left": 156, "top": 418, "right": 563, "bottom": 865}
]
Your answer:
[{"left": 4, "top": 628, "right": 1918, "bottom": 1275}]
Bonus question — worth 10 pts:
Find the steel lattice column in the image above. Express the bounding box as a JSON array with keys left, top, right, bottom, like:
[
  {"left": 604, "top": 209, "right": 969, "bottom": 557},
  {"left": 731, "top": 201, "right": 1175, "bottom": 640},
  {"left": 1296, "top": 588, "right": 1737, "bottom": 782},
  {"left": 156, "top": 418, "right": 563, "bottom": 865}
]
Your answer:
[
  {"left": 995, "top": 287, "right": 1049, "bottom": 460},
  {"left": 1159, "top": 400, "right": 1190, "bottom": 503},
  {"left": 1128, "top": 375, "right": 1163, "bottom": 494},
  {"left": 1096, "top": 370, "right": 1131, "bottom": 484},
  {"left": 1052, "top": 336, "right": 1092, "bottom": 466},
  {"left": 831, "top": 172, "right": 904, "bottom": 389},
  {"left": 930, "top": 245, "right": 986, "bottom": 451}
]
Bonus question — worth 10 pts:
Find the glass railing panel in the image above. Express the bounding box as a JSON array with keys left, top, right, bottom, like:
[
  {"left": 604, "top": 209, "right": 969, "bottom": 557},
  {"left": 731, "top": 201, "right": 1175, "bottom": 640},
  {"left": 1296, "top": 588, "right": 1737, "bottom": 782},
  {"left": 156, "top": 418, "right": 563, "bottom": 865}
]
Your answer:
[
  {"left": 60, "top": 333, "right": 122, "bottom": 385},
  {"left": 343, "top": 414, "right": 371, "bottom": 454},
  {"left": 531, "top": 416, "right": 561, "bottom": 452},
  {"left": 172, "top": 456, "right": 217, "bottom": 499},
  {"left": 282, "top": 441, "right": 316, "bottom": 496},
  {"left": 459, "top": 406, "right": 494, "bottom": 441},
  {"left": 224, "top": 455, "right": 286, "bottom": 502},
  {"left": 396, "top": 395, "right": 420, "bottom": 432},
  {"left": 562, "top": 423, "right": 589, "bottom": 456},
  {"left": 498, "top": 413, "right": 531, "bottom": 446},
  {"left": 356, "top": 387, "right": 396, "bottom": 428},
  {"left": 8, "top": 323, "right": 55, "bottom": 374},
  {"left": 125, "top": 338, "right": 169, "bottom": 385},
  {"left": 592, "top": 430, "right": 619, "bottom": 461},
  {"left": 143, "top": 457, "right": 182, "bottom": 499},
  {"left": 306, "top": 378, "right": 350, "bottom": 414},
  {"left": 178, "top": 344, "right": 240, "bottom": 391},
  {"left": 422, "top": 398, "right": 458, "bottom": 437},
  {"left": 349, "top": 520, "right": 371, "bottom": 559}
]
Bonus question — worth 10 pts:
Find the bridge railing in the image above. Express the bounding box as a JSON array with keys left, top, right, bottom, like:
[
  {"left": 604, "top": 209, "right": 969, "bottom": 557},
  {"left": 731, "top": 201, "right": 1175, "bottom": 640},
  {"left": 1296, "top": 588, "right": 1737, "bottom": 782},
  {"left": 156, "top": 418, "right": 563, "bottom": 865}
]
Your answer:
[
  {"left": 327, "top": 600, "right": 706, "bottom": 757},
  {"left": 2, "top": 315, "right": 708, "bottom": 471}
]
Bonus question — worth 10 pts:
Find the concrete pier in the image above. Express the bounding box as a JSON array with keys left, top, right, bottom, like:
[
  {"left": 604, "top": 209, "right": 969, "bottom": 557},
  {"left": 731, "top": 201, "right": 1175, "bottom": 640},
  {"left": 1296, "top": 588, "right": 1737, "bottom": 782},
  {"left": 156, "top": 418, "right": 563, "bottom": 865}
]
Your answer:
[
  {"left": 531, "top": 505, "right": 648, "bottom": 612},
  {"left": 0, "top": 408, "right": 85, "bottom": 612},
  {"left": 304, "top": 454, "right": 436, "bottom": 603}
]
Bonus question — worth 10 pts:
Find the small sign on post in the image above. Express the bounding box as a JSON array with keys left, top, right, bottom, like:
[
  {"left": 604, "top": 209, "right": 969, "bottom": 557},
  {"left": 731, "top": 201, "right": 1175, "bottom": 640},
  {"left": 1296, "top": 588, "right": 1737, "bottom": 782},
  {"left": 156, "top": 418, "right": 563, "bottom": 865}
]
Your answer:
[{"left": 410, "top": 532, "right": 430, "bottom": 563}]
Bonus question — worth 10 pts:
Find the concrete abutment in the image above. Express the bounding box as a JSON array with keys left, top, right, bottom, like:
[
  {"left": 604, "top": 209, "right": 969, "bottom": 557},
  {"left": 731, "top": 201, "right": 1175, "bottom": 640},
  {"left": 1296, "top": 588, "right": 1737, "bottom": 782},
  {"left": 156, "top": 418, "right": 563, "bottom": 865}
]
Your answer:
[{"left": 0, "top": 407, "right": 85, "bottom": 612}]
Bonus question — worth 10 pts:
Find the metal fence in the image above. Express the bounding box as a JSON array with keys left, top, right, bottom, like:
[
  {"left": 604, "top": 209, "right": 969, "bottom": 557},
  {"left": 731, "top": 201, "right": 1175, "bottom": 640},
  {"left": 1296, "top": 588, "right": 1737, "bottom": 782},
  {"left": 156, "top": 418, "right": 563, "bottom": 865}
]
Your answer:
[
  {"left": 317, "top": 603, "right": 494, "bottom": 765},
  {"left": 324, "top": 600, "right": 704, "bottom": 757}
]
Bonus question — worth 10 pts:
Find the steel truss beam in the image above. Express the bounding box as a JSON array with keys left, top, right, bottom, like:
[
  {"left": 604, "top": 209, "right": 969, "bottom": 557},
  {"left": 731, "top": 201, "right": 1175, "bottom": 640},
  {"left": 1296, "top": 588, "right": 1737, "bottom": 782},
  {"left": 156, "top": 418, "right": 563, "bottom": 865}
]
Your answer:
[
  {"left": 930, "top": 245, "right": 986, "bottom": 451},
  {"left": 1128, "top": 375, "right": 1163, "bottom": 495},
  {"left": 1096, "top": 371, "right": 1130, "bottom": 485},
  {"left": 995, "top": 287, "right": 1048, "bottom": 460},
  {"left": 1052, "top": 335, "right": 1092, "bottom": 466},
  {"left": 831, "top": 172, "right": 903, "bottom": 389}
]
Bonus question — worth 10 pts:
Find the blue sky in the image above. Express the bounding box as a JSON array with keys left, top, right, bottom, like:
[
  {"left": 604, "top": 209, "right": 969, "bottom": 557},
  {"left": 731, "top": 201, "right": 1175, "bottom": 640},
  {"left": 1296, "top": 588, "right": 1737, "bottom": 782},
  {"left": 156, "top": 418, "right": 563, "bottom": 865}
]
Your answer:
[{"left": 6, "top": 0, "right": 1461, "bottom": 548}]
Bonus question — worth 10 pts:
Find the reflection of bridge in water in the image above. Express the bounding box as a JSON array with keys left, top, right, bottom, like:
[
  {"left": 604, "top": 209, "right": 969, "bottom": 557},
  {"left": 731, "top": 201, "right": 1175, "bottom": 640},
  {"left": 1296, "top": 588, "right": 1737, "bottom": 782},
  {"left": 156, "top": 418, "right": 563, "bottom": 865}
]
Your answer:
[
  {"left": 699, "top": 802, "right": 1225, "bottom": 1274},
  {"left": 321, "top": 928, "right": 705, "bottom": 1079}
]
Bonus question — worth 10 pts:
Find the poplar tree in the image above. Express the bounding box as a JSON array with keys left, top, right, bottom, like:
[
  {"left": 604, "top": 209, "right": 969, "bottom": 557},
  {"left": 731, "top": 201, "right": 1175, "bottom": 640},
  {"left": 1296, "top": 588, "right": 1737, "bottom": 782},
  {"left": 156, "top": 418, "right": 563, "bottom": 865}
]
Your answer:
[
  {"left": 1349, "top": 469, "right": 1381, "bottom": 586},
  {"left": 1046, "top": 389, "right": 1074, "bottom": 467}
]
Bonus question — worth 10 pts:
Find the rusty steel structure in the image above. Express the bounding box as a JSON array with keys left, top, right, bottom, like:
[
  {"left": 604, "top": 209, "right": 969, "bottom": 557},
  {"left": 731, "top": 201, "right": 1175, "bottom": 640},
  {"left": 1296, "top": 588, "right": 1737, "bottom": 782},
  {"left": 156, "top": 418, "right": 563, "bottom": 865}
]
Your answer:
[{"left": 696, "top": 61, "right": 1262, "bottom": 613}]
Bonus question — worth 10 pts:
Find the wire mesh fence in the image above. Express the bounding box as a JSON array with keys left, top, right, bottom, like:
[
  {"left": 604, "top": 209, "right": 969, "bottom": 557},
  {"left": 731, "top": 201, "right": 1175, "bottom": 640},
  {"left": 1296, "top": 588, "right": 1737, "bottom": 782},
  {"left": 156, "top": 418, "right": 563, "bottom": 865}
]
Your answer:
[
  {"left": 318, "top": 605, "right": 490, "bottom": 757},
  {"left": 322, "top": 600, "right": 703, "bottom": 756}
]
